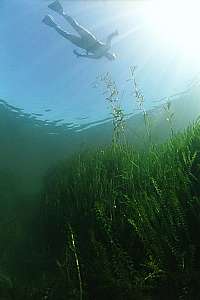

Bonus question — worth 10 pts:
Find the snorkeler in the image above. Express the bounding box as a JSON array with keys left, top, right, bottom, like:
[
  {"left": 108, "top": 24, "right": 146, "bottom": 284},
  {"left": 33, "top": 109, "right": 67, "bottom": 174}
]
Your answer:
[{"left": 42, "top": 0, "right": 118, "bottom": 60}]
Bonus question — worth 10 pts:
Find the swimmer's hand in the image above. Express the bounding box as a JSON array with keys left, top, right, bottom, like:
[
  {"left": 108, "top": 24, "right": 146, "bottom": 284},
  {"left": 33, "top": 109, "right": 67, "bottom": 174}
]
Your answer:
[
  {"left": 73, "top": 49, "right": 101, "bottom": 59},
  {"left": 73, "top": 49, "right": 81, "bottom": 58}
]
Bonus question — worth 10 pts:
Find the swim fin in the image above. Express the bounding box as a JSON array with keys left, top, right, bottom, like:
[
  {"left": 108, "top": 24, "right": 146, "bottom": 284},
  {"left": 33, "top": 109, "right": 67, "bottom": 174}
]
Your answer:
[
  {"left": 48, "top": 1, "right": 63, "bottom": 15},
  {"left": 42, "top": 15, "right": 57, "bottom": 28}
]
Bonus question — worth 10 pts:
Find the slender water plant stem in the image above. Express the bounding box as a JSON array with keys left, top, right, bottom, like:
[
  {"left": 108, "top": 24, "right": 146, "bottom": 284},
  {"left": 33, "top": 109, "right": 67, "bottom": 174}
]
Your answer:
[
  {"left": 68, "top": 224, "right": 83, "bottom": 300},
  {"left": 164, "top": 99, "right": 175, "bottom": 137},
  {"left": 129, "top": 66, "right": 152, "bottom": 144},
  {"left": 97, "top": 72, "right": 125, "bottom": 145}
]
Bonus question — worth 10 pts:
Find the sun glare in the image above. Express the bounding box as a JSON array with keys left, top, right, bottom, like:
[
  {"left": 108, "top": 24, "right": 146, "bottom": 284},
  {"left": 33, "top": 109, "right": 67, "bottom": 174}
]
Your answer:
[{"left": 142, "top": 0, "right": 200, "bottom": 66}]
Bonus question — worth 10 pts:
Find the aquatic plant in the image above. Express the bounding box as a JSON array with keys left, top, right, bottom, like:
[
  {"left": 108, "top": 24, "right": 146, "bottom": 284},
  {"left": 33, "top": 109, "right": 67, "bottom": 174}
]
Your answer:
[
  {"left": 39, "top": 117, "right": 200, "bottom": 299},
  {"left": 128, "top": 66, "right": 152, "bottom": 144},
  {"left": 96, "top": 72, "right": 125, "bottom": 144},
  {"left": 164, "top": 99, "right": 175, "bottom": 137},
  {"left": 2, "top": 71, "right": 200, "bottom": 300}
]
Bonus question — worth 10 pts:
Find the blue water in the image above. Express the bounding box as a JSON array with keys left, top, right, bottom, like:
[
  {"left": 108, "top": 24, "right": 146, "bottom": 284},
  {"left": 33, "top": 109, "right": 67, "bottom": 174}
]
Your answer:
[{"left": 1, "top": 0, "right": 199, "bottom": 128}]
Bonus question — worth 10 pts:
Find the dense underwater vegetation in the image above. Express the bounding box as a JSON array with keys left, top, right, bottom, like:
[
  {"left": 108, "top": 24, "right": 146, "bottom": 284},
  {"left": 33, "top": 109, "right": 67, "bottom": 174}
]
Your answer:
[
  {"left": 1, "top": 81, "right": 200, "bottom": 299},
  {"left": 40, "top": 120, "right": 200, "bottom": 300}
]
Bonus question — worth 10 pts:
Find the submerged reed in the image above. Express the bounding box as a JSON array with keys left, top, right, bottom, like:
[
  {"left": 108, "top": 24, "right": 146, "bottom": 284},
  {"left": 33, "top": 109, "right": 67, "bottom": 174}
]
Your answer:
[
  {"left": 41, "top": 118, "right": 200, "bottom": 299},
  {"left": 36, "top": 70, "right": 200, "bottom": 300},
  {"left": 96, "top": 72, "right": 125, "bottom": 144},
  {"left": 128, "top": 66, "right": 152, "bottom": 144}
]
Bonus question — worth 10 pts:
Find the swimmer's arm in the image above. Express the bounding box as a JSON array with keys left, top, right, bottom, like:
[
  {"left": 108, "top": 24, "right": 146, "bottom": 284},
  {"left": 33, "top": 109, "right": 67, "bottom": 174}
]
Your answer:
[
  {"left": 73, "top": 50, "right": 101, "bottom": 59},
  {"left": 106, "top": 30, "right": 119, "bottom": 46}
]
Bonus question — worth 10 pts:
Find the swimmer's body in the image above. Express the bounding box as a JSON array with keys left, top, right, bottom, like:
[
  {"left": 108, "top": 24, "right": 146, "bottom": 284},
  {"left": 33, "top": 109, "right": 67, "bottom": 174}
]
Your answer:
[{"left": 43, "top": 0, "right": 118, "bottom": 60}]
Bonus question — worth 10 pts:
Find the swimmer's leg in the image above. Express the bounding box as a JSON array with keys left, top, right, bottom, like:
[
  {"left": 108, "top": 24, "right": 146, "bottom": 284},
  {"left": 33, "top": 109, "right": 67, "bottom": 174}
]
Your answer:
[
  {"left": 55, "top": 26, "right": 83, "bottom": 47},
  {"left": 48, "top": 1, "right": 94, "bottom": 39},
  {"left": 63, "top": 14, "right": 97, "bottom": 42},
  {"left": 42, "top": 15, "right": 57, "bottom": 28},
  {"left": 42, "top": 15, "right": 83, "bottom": 47},
  {"left": 48, "top": 1, "right": 97, "bottom": 42},
  {"left": 48, "top": 1, "right": 64, "bottom": 15}
]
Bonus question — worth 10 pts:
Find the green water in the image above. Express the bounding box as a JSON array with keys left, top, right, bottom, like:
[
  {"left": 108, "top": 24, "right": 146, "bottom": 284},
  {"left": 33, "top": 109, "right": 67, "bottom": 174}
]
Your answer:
[{"left": 1, "top": 84, "right": 200, "bottom": 299}]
